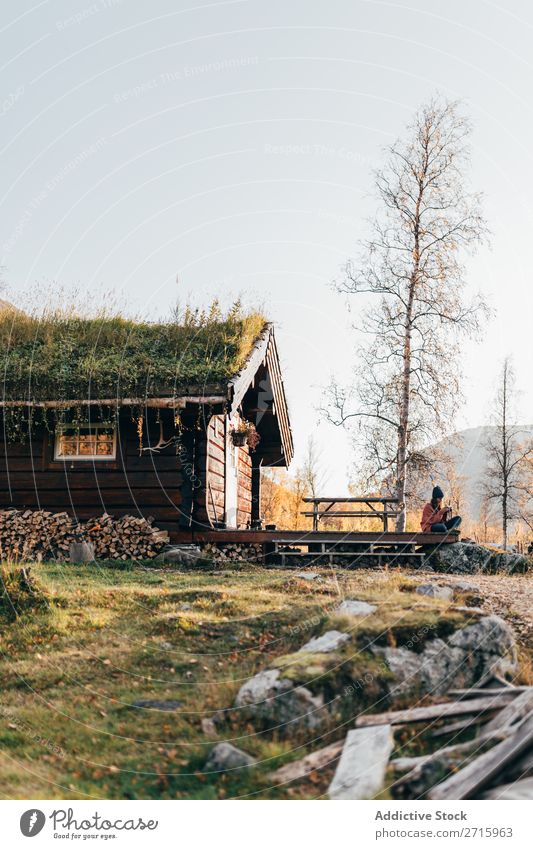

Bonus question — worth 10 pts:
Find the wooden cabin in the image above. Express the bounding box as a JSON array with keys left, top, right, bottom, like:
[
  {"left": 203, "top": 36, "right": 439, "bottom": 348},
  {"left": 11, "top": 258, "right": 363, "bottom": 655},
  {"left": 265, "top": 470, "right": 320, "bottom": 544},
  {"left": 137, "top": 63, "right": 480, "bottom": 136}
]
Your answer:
[{"left": 0, "top": 314, "right": 293, "bottom": 540}]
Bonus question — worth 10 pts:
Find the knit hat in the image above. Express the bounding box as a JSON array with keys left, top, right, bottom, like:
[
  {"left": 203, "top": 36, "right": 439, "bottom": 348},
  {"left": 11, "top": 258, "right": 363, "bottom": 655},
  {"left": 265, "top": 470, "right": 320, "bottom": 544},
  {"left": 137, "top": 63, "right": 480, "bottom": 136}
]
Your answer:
[{"left": 432, "top": 486, "right": 444, "bottom": 500}]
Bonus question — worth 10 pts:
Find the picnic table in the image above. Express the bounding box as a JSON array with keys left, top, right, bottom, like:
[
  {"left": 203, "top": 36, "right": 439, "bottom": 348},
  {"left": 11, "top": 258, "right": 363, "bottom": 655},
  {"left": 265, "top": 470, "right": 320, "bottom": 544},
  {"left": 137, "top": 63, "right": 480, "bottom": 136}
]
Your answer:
[{"left": 302, "top": 496, "right": 400, "bottom": 532}]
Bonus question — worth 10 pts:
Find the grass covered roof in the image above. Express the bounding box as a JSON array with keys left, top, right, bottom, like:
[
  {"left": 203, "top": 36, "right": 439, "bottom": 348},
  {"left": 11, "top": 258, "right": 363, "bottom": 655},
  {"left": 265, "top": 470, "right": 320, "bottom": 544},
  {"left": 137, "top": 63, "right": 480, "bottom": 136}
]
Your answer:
[{"left": 0, "top": 303, "right": 267, "bottom": 404}]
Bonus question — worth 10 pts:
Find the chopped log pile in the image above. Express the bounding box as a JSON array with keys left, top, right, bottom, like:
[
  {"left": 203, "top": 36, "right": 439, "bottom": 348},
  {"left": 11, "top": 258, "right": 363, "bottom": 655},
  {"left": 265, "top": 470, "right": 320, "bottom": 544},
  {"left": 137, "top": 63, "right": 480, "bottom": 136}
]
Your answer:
[
  {"left": 200, "top": 542, "right": 264, "bottom": 564},
  {"left": 0, "top": 509, "right": 169, "bottom": 561}
]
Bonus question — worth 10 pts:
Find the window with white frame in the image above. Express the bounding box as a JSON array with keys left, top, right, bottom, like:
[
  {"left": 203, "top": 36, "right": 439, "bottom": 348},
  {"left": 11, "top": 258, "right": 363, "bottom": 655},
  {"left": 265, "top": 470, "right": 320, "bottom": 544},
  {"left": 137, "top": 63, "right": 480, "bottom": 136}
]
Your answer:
[{"left": 54, "top": 424, "right": 116, "bottom": 461}]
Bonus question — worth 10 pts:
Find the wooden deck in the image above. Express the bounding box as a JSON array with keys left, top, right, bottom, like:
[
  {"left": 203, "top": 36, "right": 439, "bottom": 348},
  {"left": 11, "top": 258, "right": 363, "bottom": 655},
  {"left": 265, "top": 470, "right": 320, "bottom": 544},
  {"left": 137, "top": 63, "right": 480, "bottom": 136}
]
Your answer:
[
  {"left": 172, "top": 528, "right": 459, "bottom": 545},
  {"left": 172, "top": 528, "right": 459, "bottom": 567}
]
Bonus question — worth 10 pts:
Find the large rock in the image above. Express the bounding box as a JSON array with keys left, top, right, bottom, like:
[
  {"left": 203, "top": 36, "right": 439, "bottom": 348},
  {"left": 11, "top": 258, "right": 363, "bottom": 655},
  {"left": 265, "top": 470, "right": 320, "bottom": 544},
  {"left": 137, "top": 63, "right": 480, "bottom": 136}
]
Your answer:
[
  {"left": 337, "top": 600, "right": 377, "bottom": 616},
  {"left": 429, "top": 542, "right": 531, "bottom": 574},
  {"left": 375, "top": 615, "right": 518, "bottom": 697},
  {"left": 155, "top": 546, "right": 208, "bottom": 567},
  {"left": 415, "top": 584, "right": 454, "bottom": 601},
  {"left": 204, "top": 742, "right": 256, "bottom": 772},
  {"left": 299, "top": 630, "right": 351, "bottom": 654},
  {"left": 234, "top": 668, "right": 326, "bottom": 732}
]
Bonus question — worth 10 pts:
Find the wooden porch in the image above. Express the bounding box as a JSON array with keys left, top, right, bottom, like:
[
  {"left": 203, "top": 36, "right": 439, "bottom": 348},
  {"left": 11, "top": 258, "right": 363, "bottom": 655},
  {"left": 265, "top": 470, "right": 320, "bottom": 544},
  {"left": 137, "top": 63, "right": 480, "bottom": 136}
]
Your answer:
[{"left": 171, "top": 528, "right": 460, "bottom": 567}]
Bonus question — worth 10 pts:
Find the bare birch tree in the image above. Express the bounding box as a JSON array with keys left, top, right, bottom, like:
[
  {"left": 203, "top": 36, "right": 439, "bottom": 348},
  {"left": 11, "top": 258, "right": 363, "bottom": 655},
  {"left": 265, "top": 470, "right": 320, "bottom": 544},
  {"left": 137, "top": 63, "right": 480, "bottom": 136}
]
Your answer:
[
  {"left": 482, "top": 358, "right": 533, "bottom": 550},
  {"left": 326, "top": 98, "right": 488, "bottom": 530}
]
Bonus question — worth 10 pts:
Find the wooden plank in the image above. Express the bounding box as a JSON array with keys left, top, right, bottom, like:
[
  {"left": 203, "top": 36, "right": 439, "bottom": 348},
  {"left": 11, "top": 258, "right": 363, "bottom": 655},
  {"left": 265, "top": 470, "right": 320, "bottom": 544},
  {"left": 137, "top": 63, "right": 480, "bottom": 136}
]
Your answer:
[
  {"left": 328, "top": 726, "right": 394, "bottom": 800},
  {"left": 167, "top": 529, "right": 457, "bottom": 545},
  {"left": 0, "top": 471, "right": 184, "bottom": 489},
  {"left": 2, "top": 489, "right": 183, "bottom": 508},
  {"left": 355, "top": 694, "right": 515, "bottom": 728},
  {"left": 303, "top": 496, "right": 399, "bottom": 503},
  {"left": 272, "top": 741, "right": 344, "bottom": 784},
  {"left": 484, "top": 689, "right": 533, "bottom": 734},
  {"left": 428, "top": 712, "right": 533, "bottom": 800},
  {"left": 301, "top": 511, "right": 400, "bottom": 519},
  {"left": 481, "top": 778, "right": 533, "bottom": 800},
  {"left": 448, "top": 687, "right": 529, "bottom": 699}
]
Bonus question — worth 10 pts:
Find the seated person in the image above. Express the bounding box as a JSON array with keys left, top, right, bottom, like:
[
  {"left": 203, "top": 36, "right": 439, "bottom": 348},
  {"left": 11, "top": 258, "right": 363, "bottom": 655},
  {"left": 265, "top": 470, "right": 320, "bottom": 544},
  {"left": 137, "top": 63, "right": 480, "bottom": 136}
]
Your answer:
[{"left": 421, "top": 486, "right": 462, "bottom": 533}]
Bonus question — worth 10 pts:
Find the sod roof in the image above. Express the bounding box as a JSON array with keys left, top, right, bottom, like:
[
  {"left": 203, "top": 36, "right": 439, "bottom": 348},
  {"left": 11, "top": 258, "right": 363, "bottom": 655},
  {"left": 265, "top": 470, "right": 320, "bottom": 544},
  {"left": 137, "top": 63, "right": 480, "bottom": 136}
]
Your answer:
[{"left": 0, "top": 310, "right": 268, "bottom": 404}]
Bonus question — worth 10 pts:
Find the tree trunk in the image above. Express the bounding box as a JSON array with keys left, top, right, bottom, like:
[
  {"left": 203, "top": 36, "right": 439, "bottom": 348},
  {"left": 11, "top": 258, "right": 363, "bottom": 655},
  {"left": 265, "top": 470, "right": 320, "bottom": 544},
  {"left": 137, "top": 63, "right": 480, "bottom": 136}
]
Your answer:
[{"left": 395, "top": 206, "right": 421, "bottom": 531}]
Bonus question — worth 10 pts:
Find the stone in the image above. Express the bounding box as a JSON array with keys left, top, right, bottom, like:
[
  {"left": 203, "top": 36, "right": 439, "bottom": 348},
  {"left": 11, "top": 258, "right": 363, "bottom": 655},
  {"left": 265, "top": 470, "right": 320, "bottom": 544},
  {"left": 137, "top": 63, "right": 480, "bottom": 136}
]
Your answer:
[
  {"left": 337, "top": 600, "right": 377, "bottom": 616},
  {"left": 234, "top": 668, "right": 326, "bottom": 732},
  {"left": 201, "top": 717, "right": 218, "bottom": 738},
  {"left": 451, "top": 581, "right": 481, "bottom": 593},
  {"left": 131, "top": 699, "right": 183, "bottom": 711},
  {"left": 299, "top": 630, "right": 351, "bottom": 654},
  {"left": 155, "top": 546, "right": 207, "bottom": 567},
  {"left": 295, "top": 572, "right": 320, "bottom": 581},
  {"left": 69, "top": 541, "right": 95, "bottom": 563},
  {"left": 159, "top": 641, "right": 173, "bottom": 651},
  {"left": 328, "top": 726, "right": 394, "bottom": 800},
  {"left": 481, "top": 778, "right": 533, "bottom": 800},
  {"left": 375, "top": 615, "right": 518, "bottom": 698},
  {"left": 448, "top": 615, "right": 518, "bottom": 679},
  {"left": 429, "top": 542, "right": 531, "bottom": 575},
  {"left": 204, "top": 742, "right": 256, "bottom": 772},
  {"left": 415, "top": 583, "right": 454, "bottom": 601}
]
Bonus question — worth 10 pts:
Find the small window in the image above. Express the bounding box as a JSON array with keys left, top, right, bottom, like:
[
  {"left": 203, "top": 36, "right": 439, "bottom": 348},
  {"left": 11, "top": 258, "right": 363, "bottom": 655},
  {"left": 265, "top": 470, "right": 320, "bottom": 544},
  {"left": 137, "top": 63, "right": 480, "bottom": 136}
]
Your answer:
[{"left": 54, "top": 425, "right": 116, "bottom": 461}]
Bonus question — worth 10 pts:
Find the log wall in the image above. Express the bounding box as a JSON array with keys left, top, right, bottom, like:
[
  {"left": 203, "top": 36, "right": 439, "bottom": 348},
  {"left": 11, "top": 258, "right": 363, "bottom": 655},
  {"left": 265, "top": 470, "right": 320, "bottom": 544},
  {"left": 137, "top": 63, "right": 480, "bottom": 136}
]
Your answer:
[
  {"left": 0, "top": 411, "right": 185, "bottom": 533},
  {"left": 0, "top": 410, "right": 255, "bottom": 534}
]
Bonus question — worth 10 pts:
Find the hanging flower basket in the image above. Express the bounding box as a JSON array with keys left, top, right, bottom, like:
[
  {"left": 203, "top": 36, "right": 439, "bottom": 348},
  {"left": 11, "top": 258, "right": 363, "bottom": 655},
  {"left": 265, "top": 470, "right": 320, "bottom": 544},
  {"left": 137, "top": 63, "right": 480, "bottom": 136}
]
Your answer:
[
  {"left": 230, "top": 420, "right": 261, "bottom": 451},
  {"left": 231, "top": 430, "right": 248, "bottom": 447}
]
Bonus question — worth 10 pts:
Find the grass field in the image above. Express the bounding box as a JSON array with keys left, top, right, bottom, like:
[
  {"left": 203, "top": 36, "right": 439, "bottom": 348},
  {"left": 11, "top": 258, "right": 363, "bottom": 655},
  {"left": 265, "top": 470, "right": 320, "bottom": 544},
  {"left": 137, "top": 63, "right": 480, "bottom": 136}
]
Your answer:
[{"left": 0, "top": 561, "right": 528, "bottom": 800}]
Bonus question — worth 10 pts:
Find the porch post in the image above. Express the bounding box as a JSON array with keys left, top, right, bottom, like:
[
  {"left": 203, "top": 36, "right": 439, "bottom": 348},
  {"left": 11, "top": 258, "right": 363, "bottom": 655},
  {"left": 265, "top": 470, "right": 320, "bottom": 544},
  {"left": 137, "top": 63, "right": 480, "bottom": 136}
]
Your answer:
[{"left": 251, "top": 454, "right": 262, "bottom": 528}]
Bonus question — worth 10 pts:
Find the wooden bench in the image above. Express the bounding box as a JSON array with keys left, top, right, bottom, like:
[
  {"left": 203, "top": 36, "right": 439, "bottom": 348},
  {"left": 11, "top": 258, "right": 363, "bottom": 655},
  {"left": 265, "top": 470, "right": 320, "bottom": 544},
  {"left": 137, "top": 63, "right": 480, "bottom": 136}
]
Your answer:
[{"left": 302, "top": 496, "right": 400, "bottom": 532}]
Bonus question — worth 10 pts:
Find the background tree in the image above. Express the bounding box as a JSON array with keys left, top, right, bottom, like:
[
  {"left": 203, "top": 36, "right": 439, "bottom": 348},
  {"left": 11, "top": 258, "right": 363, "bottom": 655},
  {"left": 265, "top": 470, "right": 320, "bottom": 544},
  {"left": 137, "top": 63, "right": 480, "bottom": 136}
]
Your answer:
[
  {"left": 326, "top": 97, "right": 488, "bottom": 530},
  {"left": 261, "top": 437, "right": 328, "bottom": 530},
  {"left": 482, "top": 358, "right": 533, "bottom": 550}
]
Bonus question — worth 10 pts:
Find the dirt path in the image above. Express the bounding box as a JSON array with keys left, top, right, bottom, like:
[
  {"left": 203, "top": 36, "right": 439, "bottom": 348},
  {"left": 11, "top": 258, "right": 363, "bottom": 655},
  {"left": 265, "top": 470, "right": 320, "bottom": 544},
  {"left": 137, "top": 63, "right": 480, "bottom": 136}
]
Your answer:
[{"left": 420, "top": 571, "right": 533, "bottom": 648}]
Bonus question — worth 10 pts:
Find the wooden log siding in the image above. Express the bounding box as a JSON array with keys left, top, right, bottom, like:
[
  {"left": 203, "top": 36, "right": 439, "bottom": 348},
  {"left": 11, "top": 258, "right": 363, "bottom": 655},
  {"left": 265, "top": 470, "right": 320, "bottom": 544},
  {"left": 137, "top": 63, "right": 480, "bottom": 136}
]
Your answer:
[
  {"left": 206, "top": 414, "right": 225, "bottom": 526},
  {"left": 201, "top": 415, "right": 253, "bottom": 529},
  {"left": 237, "top": 443, "right": 253, "bottom": 528},
  {"left": 0, "top": 411, "right": 185, "bottom": 526}
]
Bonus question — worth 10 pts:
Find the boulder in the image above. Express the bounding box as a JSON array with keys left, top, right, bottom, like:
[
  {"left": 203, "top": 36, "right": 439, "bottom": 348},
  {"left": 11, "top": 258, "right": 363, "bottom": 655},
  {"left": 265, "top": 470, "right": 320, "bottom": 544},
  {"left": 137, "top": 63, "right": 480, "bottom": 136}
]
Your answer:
[
  {"left": 451, "top": 581, "right": 481, "bottom": 593},
  {"left": 299, "top": 630, "right": 351, "bottom": 654},
  {"left": 234, "top": 668, "right": 326, "bottom": 732},
  {"left": 155, "top": 546, "right": 208, "bottom": 567},
  {"left": 448, "top": 615, "right": 518, "bottom": 678},
  {"left": 375, "top": 615, "right": 518, "bottom": 698},
  {"left": 69, "top": 541, "right": 95, "bottom": 563},
  {"left": 429, "top": 542, "right": 531, "bottom": 574},
  {"left": 337, "top": 600, "right": 377, "bottom": 616},
  {"left": 415, "top": 584, "right": 454, "bottom": 601},
  {"left": 294, "top": 572, "right": 320, "bottom": 581},
  {"left": 204, "top": 742, "right": 256, "bottom": 772}
]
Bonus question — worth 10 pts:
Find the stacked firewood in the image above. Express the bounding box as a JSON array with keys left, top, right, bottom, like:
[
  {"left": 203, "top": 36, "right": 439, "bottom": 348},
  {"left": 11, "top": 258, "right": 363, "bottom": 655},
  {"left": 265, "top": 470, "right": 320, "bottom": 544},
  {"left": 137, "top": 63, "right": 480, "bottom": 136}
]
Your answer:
[
  {"left": 0, "top": 509, "right": 169, "bottom": 561},
  {"left": 201, "top": 542, "right": 264, "bottom": 563},
  {"left": 85, "top": 514, "right": 169, "bottom": 560},
  {"left": 0, "top": 509, "right": 78, "bottom": 561}
]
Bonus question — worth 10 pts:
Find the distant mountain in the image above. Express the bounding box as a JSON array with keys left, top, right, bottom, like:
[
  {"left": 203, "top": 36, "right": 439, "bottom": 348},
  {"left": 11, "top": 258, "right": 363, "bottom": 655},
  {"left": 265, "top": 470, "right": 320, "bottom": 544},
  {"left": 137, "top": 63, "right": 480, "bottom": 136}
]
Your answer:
[{"left": 427, "top": 425, "right": 533, "bottom": 519}]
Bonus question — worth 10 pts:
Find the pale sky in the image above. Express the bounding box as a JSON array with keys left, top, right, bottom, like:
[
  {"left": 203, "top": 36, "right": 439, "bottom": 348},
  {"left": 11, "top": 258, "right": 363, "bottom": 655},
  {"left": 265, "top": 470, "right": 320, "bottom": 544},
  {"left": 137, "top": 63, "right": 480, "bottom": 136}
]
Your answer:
[{"left": 1, "top": 0, "right": 532, "bottom": 490}]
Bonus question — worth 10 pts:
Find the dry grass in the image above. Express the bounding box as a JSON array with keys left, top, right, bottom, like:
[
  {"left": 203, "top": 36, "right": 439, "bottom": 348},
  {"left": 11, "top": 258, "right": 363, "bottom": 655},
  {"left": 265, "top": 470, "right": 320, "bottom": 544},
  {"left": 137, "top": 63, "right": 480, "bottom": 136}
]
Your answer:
[{"left": 0, "top": 562, "right": 528, "bottom": 800}]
